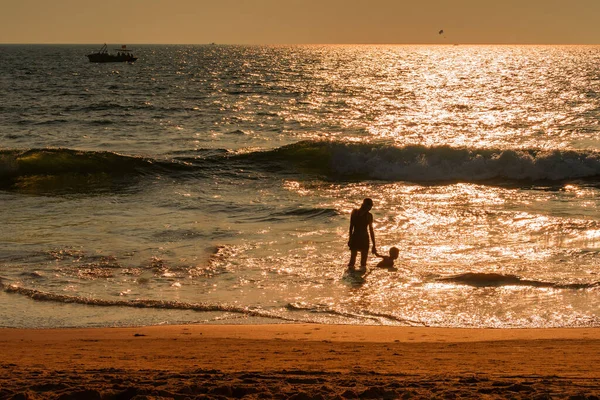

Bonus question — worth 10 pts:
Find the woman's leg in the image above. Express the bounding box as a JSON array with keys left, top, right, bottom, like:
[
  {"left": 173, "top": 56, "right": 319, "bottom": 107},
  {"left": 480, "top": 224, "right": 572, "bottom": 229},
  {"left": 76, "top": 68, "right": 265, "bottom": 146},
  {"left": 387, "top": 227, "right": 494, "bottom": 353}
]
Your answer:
[
  {"left": 348, "top": 250, "right": 358, "bottom": 267},
  {"left": 359, "top": 249, "right": 368, "bottom": 268}
]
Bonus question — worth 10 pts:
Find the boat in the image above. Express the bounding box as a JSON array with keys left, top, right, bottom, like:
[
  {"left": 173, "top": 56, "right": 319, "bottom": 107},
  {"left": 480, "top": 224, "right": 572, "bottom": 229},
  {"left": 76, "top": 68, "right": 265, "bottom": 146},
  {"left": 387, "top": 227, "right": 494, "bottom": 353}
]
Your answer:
[{"left": 87, "top": 44, "right": 137, "bottom": 63}]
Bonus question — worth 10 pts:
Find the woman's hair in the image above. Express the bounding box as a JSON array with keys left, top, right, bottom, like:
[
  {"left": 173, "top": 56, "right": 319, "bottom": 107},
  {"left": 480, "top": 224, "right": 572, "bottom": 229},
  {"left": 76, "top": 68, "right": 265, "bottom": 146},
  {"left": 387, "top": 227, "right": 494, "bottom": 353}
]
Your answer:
[{"left": 362, "top": 198, "right": 373, "bottom": 208}]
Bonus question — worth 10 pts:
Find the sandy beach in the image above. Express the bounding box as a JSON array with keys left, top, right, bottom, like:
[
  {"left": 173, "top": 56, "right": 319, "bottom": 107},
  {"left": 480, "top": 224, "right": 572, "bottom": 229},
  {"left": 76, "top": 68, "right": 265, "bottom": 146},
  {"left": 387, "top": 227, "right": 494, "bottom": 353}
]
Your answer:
[{"left": 1, "top": 324, "right": 599, "bottom": 399}]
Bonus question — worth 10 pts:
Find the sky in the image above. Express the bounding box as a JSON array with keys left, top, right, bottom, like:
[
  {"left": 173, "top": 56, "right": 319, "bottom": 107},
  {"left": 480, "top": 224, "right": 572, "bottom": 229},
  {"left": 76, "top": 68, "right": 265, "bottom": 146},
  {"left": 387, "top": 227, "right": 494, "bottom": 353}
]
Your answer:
[{"left": 2, "top": 0, "right": 600, "bottom": 45}]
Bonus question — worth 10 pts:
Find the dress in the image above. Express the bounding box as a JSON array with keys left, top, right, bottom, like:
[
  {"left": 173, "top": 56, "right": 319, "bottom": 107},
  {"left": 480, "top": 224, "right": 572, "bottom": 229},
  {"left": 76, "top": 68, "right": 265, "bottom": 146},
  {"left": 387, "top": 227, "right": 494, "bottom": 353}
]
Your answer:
[{"left": 349, "top": 209, "right": 372, "bottom": 251}]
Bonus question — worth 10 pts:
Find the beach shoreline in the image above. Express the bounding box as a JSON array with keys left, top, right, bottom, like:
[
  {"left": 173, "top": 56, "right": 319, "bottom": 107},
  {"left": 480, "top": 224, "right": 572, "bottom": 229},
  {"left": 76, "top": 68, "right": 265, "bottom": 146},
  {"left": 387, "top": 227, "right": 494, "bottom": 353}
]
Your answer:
[{"left": 2, "top": 324, "right": 600, "bottom": 399}]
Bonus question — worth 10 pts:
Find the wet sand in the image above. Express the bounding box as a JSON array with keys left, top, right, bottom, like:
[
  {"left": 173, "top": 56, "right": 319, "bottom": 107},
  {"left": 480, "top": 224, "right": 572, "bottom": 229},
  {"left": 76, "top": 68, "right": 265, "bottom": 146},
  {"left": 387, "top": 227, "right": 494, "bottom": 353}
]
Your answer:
[{"left": 1, "top": 324, "right": 600, "bottom": 399}]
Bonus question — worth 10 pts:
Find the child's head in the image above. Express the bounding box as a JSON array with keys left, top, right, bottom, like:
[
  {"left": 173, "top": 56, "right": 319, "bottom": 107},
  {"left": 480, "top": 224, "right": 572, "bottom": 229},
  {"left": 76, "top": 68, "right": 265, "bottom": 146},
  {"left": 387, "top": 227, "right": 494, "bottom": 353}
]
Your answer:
[{"left": 389, "top": 247, "right": 400, "bottom": 259}]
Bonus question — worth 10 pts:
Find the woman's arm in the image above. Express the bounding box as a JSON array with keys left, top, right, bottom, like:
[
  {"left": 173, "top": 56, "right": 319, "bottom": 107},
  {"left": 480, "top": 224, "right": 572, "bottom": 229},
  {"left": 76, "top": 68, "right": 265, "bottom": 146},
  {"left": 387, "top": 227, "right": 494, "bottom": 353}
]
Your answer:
[
  {"left": 369, "top": 213, "right": 376, "bottom": 254},
  {"left": 348, "top": 210, "right": 355, "bottom": 246}
]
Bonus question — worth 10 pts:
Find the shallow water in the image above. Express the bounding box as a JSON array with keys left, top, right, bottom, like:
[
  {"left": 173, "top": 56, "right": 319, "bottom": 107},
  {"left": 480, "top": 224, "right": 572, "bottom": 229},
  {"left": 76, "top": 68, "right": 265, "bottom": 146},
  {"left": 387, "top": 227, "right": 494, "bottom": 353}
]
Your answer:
[{"left": 1, "top": 44, "right": 600, "bottom": 328}]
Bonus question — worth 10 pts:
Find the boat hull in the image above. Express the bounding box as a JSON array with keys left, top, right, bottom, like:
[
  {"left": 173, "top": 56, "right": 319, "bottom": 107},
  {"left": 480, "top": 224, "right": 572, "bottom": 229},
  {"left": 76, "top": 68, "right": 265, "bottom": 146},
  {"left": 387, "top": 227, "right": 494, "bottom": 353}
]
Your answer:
[{"left": 87, "top": 54, "right": 137, "bottom": 63}]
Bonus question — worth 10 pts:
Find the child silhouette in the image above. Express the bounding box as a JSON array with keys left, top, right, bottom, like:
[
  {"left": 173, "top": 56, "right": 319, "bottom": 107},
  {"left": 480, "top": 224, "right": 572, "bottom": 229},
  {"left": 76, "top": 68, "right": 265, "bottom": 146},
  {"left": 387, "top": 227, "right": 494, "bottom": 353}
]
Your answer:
[{"left": 374, "top": 247, "right": 399, "bottom": 270}]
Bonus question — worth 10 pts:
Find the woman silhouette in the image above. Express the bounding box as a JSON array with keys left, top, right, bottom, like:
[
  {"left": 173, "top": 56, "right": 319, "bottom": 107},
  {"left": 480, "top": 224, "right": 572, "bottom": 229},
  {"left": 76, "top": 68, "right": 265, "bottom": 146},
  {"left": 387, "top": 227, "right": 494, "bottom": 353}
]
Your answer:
[{"left": 347, "top": 198, "right": 377, "bottom": 269}]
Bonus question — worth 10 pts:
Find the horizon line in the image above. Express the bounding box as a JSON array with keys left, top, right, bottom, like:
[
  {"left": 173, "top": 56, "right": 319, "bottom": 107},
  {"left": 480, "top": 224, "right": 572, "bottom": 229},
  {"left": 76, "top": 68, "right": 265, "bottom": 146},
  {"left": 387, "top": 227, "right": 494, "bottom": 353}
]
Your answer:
[{"left": 2, "top": 42, "right": 600, "bottom": 46}]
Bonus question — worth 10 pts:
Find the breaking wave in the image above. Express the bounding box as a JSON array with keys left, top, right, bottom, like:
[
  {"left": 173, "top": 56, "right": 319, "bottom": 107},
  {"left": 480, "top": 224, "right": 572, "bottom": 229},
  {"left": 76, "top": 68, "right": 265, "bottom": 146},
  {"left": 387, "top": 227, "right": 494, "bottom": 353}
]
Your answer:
[
  {"left": 2, "top": 282, "right": 418, "bottom": 325},
  {"left": 231, "top": 141, "right": 600, "bottom": 183},
  {"left": 438, "top": 272, "right": 600, "bottom": 289},
  {"left": 286, "top": 302, "right": 426, "bottom": 326},
  {"left": 1, "top": 282, "right": 294, "bottom": 322},
  {"left": 3, "top": 141, "right": 600, "bottom": 191}
]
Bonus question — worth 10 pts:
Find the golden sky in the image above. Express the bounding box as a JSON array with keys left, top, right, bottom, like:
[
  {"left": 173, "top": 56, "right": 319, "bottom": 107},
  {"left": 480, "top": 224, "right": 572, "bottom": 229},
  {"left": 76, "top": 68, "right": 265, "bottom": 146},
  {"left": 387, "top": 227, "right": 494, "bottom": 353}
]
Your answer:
[{"left": 2, "top": 0, "right": 600, "bottom": 44}]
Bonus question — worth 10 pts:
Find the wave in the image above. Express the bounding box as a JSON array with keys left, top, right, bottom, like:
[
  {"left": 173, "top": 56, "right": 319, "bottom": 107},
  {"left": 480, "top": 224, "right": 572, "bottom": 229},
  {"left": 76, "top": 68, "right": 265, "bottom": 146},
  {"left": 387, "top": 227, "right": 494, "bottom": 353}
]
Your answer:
[
  {"left": 4, "top": 141, "right": 600, "bottom": 192},
  {"left": 32, "top": 119, "right": 70, "bottom": 126},
  {"left": 3, "top": 282, "right": 418, "bottom": 325},
  {"left": 65, "top": 102, "right": 133, "bottom": 112},
  {"left": 1, "top": 282, "right": 295, "bottom": 322},
  {"left": 0, "top": 148, "right": 147, "bottom": 179},
  {"left": 8, "top": 148, "right": 193, "bottom": 177},
  {"left": 274, "top": 207, "right": 339, "bottom": 218},
  {"left": 438, "top": 272, "right": 600, "bottom": 289},
  {"left": 286, "top": 302, "right": 426, "bottom": 326},
  {"left": 230, "top": 141, "right": 600, "bottom": 183},
  {"left": 0, "top": 148, "right": 195, "bottom": 193}
]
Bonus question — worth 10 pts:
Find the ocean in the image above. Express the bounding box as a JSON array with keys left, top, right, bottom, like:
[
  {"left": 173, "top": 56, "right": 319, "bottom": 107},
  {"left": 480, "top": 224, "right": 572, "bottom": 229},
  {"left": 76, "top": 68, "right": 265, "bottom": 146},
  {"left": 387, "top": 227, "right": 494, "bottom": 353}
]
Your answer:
[{"left": 1, "top": 44, "right": 600, "bottom": 328}]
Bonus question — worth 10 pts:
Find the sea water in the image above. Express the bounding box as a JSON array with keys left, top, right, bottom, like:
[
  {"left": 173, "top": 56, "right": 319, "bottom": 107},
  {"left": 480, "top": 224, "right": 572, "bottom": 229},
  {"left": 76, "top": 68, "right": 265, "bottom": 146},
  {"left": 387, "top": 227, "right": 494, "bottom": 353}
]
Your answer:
[{"left": 1, "top": 44, "right": 600, "bottom": 328}]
